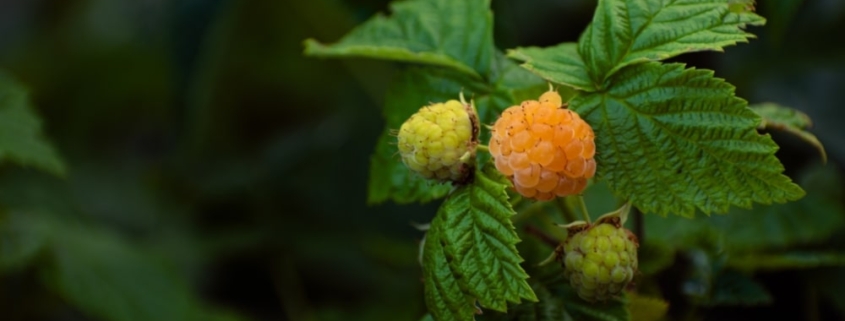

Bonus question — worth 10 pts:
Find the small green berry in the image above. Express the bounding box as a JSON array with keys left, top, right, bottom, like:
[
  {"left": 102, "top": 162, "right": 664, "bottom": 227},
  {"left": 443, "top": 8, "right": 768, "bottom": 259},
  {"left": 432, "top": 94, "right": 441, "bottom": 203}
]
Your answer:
[
  {"left": 397, "top": 99, "right": 478, "bottom": 182},
  {"left": 562, "top": 219, "right": 639, "bottom": 302}
]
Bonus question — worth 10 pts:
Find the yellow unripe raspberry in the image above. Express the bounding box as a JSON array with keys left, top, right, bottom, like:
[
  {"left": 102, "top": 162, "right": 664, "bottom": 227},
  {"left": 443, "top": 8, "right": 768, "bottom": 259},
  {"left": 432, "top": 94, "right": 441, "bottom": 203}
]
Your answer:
[
  {"left": 562, "top": 218, "right": 638, "bottom": 302},
  {"left": 489, "top": 89, "right": 596, "bottom": 200},
  {"left": 397, "top": 99, "right": 478, "bottom": 182}
]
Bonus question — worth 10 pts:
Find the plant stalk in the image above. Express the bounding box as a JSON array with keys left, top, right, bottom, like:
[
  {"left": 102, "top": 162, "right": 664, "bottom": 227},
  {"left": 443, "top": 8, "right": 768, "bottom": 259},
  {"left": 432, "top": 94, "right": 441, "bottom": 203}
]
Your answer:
[
  {"left": 576, "top": 195, "right": 591, "bottom": 224},
  {"left": 524, "top": 224, "right": 560, "bottom": 248}
]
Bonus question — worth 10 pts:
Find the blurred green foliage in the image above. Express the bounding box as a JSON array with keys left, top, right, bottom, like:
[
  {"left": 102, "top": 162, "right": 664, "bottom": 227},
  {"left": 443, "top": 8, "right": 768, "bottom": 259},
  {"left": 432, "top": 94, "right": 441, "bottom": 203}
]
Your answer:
[{"left": 0, "top": 0, "right": 843, "bottom": 321}]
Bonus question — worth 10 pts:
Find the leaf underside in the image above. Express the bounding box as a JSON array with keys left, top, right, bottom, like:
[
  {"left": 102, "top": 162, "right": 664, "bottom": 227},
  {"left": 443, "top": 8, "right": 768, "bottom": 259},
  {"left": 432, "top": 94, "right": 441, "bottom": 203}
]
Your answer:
[
  {"left": 303, "top": 0, "right": 494, "bottom": 78},
  {"left": 571, "top": 62, "right": 804, "bottom": 217},
  {"left": 506, "top": 43, "right": 595, "bottom": 92}
]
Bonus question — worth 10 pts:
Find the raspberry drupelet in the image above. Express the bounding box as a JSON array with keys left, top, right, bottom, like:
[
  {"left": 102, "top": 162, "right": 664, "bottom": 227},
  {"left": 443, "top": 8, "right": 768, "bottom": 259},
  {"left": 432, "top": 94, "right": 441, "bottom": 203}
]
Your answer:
[
  {"left": 489, "top": 90, "right": 596, "bottom": 200},
  {"left": 562, "top": 219, "right": 638, "bottom": 302},
  {"left": 397, "top": 99, "right": 478, "bottom": 183}
]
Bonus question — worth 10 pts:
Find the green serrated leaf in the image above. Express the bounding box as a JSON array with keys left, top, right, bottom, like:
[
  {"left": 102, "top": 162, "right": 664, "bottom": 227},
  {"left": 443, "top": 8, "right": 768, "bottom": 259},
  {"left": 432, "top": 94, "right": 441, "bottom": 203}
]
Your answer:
[
  {"left": 303, "top": 0, "right": 494, "bottom": 78},
  {"left": 645, "top": 164, "right": 845, "bottom": 251},
  {"left": 507, "top": 43, "right": 596, "bottom": 91},
  {"left": 422, "top": 225, "right": 478, "bottom": 321},
  {"left": 437, "top": 163, "right": 536, "bottom": 311},
  {"left": 751, "top": 102, "right": 827, "bottom": 162},
  {"left": 704, "top": 270, "right": 772, "bottom": 306},
  {"left": 728, "top": 252, "right": 845, "bottom": 272},
  {"left": 578, "top": 0, "right": 765, "bottom": 85},
  {"left": 571, "top": 62, "right": 804, "bottom": 217},
  {"left": 0, "top": 71, "right": 66, "bottom": 176}
]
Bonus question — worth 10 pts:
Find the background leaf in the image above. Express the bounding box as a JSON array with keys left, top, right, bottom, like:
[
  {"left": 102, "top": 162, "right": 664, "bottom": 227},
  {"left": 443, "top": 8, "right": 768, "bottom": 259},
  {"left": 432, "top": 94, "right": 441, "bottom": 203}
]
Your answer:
[
  {"left": 40, "top": 218, "right": 199, "bottom": 321},
  {"left": 571, "top": 62, "right": 803, "bottom": 217},
  {"left": 507, "top": 43, "right": 595, "bottom": 91},
  {"left": 645, "top": 163, "right": 844, "bottom": 251},
  {"left": 704, "top": 270, "right": 773, "bottom": 306},
  {"left": 0, "top": 72, "right": 65, "bottom": 176},
  {"left": 304, "top": 0, "right": 495, "bottom": 78},
  {"left": 806, "top": 267, "right": 845, "bottom": 319},
  {"left": 578, "top": 0, "right": 765, "bottom": 85},
  {"left": 727, "top": 252, "right": 845, "bottom": 272},
  {"left": 0, "top": 210, "right": 50, "bottom": 272},
  {"left": 367, "top": 67, "right": 476, "bottom": 205}
]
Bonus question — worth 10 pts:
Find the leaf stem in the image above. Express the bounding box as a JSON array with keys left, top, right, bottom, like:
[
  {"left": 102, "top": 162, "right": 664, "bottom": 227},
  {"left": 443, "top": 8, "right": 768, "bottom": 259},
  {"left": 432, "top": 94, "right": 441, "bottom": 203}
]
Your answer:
[
  {"left": 576, "top": 195, "right": 591, "bottom": 224},
  {"left": 476, "top": 144, "right": 489, "bottom": 153}
]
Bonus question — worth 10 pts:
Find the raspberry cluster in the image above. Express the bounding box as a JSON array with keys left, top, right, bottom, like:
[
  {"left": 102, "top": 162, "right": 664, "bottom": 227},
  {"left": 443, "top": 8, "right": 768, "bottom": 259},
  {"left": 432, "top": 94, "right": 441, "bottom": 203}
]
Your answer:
[
  {"left": 489, "top": 90, "right": 596, "bottom": 200},
  {"left": 397, "top": 99, "right": 477, "bottom": 182},
  {"left": 562, "top": 219, "right": 638, "bottom": 302}
]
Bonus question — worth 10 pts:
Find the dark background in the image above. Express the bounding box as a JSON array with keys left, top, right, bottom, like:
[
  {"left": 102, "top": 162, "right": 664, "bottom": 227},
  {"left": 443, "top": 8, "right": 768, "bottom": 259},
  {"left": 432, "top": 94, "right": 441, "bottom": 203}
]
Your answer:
[{"left": 0, "top": 0, "right": 843, "bottom": 320}]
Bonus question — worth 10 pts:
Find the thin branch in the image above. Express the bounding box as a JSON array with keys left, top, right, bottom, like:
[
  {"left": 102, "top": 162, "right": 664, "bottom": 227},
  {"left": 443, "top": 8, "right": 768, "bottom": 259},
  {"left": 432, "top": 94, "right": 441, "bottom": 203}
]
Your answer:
[
  {"left": 633, "top": 206, "right": 644, "bottom": 241},
  {"left": 524, "top": 224, "right": 560, "bottom": 248}
]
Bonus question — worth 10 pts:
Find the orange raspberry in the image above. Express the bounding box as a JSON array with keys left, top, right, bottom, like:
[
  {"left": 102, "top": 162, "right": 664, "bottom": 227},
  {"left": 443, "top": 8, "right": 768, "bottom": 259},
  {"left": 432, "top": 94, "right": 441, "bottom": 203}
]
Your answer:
[{"left": 489, "top": 89, "right": 596, "bottom": 200}]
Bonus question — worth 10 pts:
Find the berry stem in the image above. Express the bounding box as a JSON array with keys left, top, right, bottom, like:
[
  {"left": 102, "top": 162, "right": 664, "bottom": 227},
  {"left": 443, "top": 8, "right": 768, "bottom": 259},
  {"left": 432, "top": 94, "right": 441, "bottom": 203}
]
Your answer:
[
  {"left": 476, "top": 144, "right": 489, "bottom": 153},
  {"left": 577, "top": 195, "right": 591, "bottom": 224},
  {"left": 555, "top": 197, "right": 577, "bottom": 223}
]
